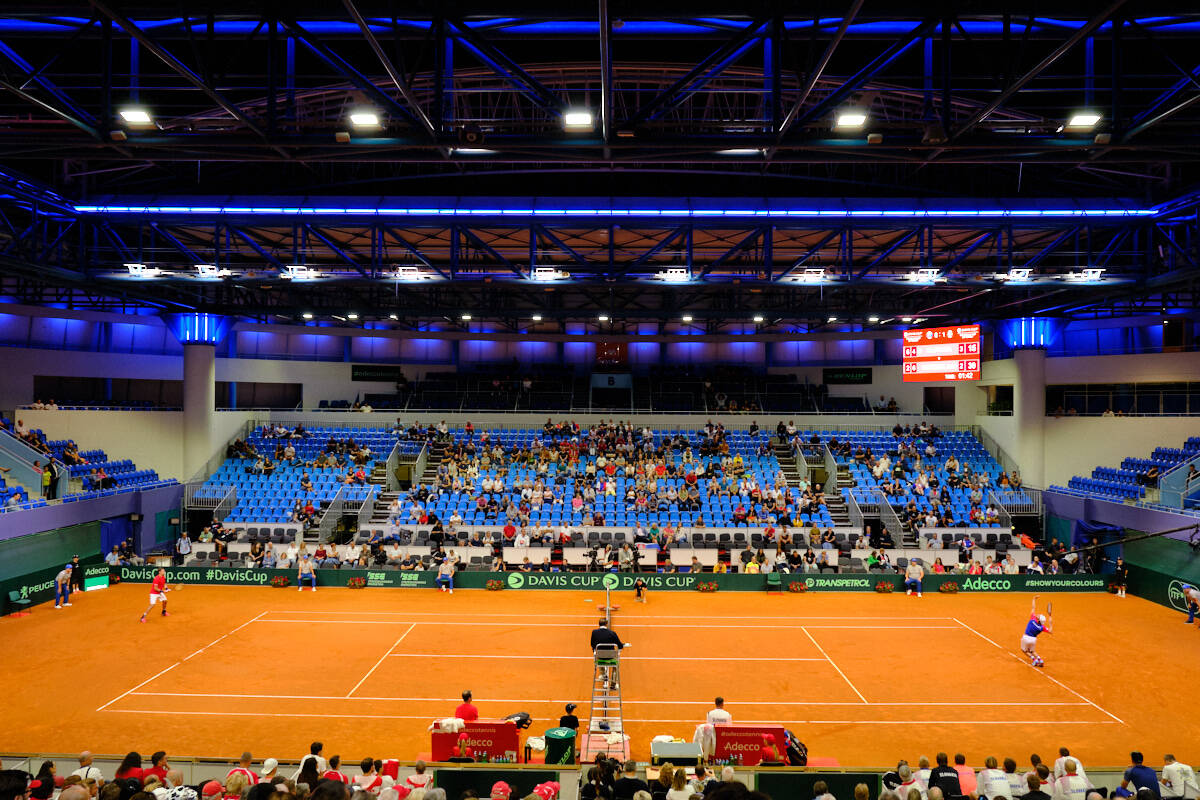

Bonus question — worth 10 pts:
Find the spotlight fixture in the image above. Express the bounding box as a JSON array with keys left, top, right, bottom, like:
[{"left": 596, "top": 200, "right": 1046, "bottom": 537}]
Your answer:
[
  {"left": 281, "top": 265, "right": 318, "bottom": 281},
  {"left": 119, "top": 107, "right": 152, "bottom": 124},
  {"left": 717, "top": 148, "right": 764, "bottom": 156},
  {"left": 389, "top": 314, "right": 398, "bottom": 320},
  {"left": 460, "top": 313, "right": 473, "bottom": 321},
  {"left": 124, "top": 263, "right": 160, "bottom": 278},
  {"left": 1066, "top": 267, "right": 1105, "bottom": 283},
  {"left": 901, "top": 316, "right": 913, "bottom": 323},
  {"left": 598, "top": 314, "right": 610, "bottom": 322},
  {"left": 531, "top": 314, "right": 544, "bottom": 322},
  {"left": 349, "top": 110, "right": 380, "bottom": 127},
  {"left": 868, "top": 315, "right": 880, "bottom": 323},
  {"left": 532, "top": 266, "right": 570, "bottom": 281},
  {"left": 393, "top": 265, "right": 436, "bottom": 282},
  {"left": 786, "top": 267, "right": 826, "bottom": 284},
  {"left": 1067, "top": 112, "right": 1102, "bottom": 129},
  {"left": 302, "top": 313, "right": 314, "bottom": 320},
  {"left": 658, "top": 268, "right": 691, "bottom": 283},
  {"left": 827, "top": 316, "right": 838, "bottom": 323},
  {"left": 753, "top": 315, "right": 765, "bottom": 323},
  {"left": 997, "top": 267, "right": 1033, "bottom": 282},
  {"left": 835, "top": 110, "right": 867, "bottom": 129},
  {"left": 347, "top": 313, "right": 359, "bottom": 320},
  {"left": 907, "top": 268, "right": 945, "bottom": 284},
  {"left": 563, "top": 109, "right": 594, "bottom": 130},
  {"left": 195, "top": 264, "right": 231, "bottom": 278},
  {"left": 682, "top": 315, "right": 693, "bottom": 322}
]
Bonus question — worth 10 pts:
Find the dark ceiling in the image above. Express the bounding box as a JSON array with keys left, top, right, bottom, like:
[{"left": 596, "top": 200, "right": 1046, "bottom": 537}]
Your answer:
[{"left": 0, "top": 2, "right": 1197, "bottom": 326}]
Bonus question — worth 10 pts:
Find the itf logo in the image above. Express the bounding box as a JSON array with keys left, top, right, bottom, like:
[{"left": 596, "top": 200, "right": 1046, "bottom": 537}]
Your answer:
[{"left": 1168, "top": 579, "right": 1189, "bottom": 611}]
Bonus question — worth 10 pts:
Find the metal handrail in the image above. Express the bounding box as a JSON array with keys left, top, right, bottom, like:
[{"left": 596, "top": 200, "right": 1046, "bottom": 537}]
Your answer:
[
  {"left": 843, "top": 488, "right": 864, "bottom": 529},
  {"left": 316, "top": 485, "right": 346, "bottom": 542},
  {"left": 985, "top": 490, "right": 1014, "bottom": 529},
  {"left": 873, "top": 489, "right": 906, "bottom": 541}
]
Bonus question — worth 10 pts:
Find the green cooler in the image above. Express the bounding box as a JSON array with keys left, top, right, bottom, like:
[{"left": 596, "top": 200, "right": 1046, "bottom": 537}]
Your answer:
[{"left": 543, "top": 726, "right": 576, "bottom": 765}]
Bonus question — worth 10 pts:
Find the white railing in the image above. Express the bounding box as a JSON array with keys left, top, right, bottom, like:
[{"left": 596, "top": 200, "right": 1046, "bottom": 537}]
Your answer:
[
  {"left": 991, "top": 487, "right": 1042, "bottom": 517},
  {"left": 873, "top": 489, "right": 907, "bottom": 540},
  {"left": 843, "top": 488, "right": 864, "bottom": 529},
  {"left": 316, "top": 485, "right": 346, "bottom": 542},
  {"left": 357, "top": 485, "right": 379, "bottom": 531}
]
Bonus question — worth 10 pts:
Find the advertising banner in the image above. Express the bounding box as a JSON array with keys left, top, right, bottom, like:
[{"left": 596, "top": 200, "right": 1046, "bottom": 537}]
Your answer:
[
  {"left": 431, "top": 721, "right": 520, "bottom": 762},
  {"left": 108, "top": 568, "right": 1107, "bottom": 593},
  {"left": 713, "top": 725, "right": 789, "bottom": 766}
]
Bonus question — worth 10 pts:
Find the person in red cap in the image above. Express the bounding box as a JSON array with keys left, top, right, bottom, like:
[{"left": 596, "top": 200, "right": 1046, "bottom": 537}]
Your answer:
[
  {"left": 760, "top": 734, "right": 783, "bottom": 765},
  {"left": 490, "top": 782, "right": 512, "bottom": 800},
  {"left": 200, "top": 781, "right": 222, "bottom": 800}
]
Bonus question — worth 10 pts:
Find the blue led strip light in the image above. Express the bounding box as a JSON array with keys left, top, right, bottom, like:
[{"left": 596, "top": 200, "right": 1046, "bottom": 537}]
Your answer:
[{"left": 73, "top": 204, "right": 1157, "bottom": 219}]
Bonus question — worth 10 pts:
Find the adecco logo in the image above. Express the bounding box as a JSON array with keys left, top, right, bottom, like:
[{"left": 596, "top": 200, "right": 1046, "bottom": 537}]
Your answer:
[
  {"left": 507, "top": 572, "right": 525, "bottom": 588},
  {"left": 961, "top": 577, "right": 1012, "bottom": 591},
  {"left": 1168, "top": 580, "right": 1189, "bottom": 611}
]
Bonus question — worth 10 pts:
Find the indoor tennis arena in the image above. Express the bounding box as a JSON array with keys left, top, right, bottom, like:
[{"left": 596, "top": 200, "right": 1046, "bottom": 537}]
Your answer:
[{"left": 0, "top": 5, "right": 1198, "bottom": 800}]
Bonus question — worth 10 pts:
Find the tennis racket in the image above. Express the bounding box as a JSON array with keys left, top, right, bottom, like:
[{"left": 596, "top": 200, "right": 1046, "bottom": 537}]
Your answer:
[{"left": 1047, "top": 600, "right": 1052, "bottom": 617}]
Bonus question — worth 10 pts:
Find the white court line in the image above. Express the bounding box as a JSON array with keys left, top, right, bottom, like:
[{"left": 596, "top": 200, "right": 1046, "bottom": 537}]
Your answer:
[
  {"left": 127, "top": 691, "right": 1089, "bottom": 707},
  {"left": 251, "top": 619, "right": 957, "bottom": 630},
  {"left": 347, "top": 623, "right": 416, "bottom": 697},
  {"left": 98, "top": 610, "right": 269, "bottom": 710},
  {"left": 184, "top": 611, "right": 267, "bottom": 661},
  {"left": 99, "top": 709, "right": 1116, "bottom": 725},
  {"left": 952, "top": 616, "right": 1126, "bottom": 725},
  {"left": 801, "top": 627, "right": 868, "bottom": 704},
  {"left": 384, "top": 653, "right": 827, "bottom": 661},
  {"left": 265, "top": 610, "right": 958, "bottom": 621}
]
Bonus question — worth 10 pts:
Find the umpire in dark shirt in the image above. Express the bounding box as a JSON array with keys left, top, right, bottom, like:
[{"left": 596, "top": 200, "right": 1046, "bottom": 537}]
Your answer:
[
  {"left": 590, "top": 619, "right": 625, "bottom": 651},
  {"left": 928, "top": 753, "right": 963, "bottom": 798}
]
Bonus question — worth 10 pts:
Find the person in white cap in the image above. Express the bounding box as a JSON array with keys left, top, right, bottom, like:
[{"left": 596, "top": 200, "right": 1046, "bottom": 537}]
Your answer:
[{"left": 257, "top": 760, "right": 279, "bottom": 785}]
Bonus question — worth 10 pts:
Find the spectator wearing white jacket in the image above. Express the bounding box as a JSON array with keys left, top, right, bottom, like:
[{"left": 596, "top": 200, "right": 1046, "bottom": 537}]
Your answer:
[
  {"left": 1054, "top": 750, "right": 1093, "bottom": 789},
  {"left": 1051, "top": 761, "right": 1090, "bottom": 800},
  {"left": 896, "top": 764, "right": 928, "bottom": 800},
  {"left": 978, "top": 757, "right": 1012, "bottom": 800}
]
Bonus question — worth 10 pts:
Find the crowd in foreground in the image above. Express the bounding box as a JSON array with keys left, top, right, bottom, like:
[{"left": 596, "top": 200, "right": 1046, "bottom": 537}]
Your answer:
[{"left": 1, "top": 745, "right": 1196, "bottom": 800}]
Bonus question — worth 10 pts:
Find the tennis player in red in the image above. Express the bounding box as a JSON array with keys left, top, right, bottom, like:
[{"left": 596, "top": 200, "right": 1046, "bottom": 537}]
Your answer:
[{"left": 139, "top": 568, "right": 170, "bottom": 622}]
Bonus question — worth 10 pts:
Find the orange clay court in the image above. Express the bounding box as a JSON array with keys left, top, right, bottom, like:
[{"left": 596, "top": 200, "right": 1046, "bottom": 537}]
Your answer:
[{"left": 2, "top": 583, "right": 1195, "bottom": 768}]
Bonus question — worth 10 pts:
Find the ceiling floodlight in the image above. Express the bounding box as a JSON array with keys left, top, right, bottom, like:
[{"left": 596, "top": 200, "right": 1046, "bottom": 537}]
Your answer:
[
  {"left": 532, "top": 266, "right": 570, "bottom": 281},
  {"left": 531, "top": 314, "right": 544, "bottom": 322},
  {"left": 460, "top": 313, "right": 473, "bottom": 321},
  {"left": 682, "top": 315, "right": 694, "bottom": 322},
  {"left": 347, "top": 313, "right": 359, "bottom": 320},
  {"left": 563, "top": 109, "right": 594, "bottom": 130},
  {"left": 349, "top": 110, "right": 380, "bottom": 127},
  {"left": 1067, "top": 112, "right": 1102, "bottom": 129},
  {"left": 195, "top": 264, "right": 231, "bottom": 278},
  {"left": 785, "top": 267, "right": 827, "bottom": 284},
  {"left": 282, "top": 265, "right": 319, "bottom": 280},
  {"left": 827, "top": 316, "right": 838, "bottom": 323},
  {"left": 1066, "top": 267, "right": 1105, "bottom": 283},
  {"left": 753, "top": 315, "right": 765, "bottom": 323},
  {"left": 868, "top": 315, "right": 880, "bottom": 323},
  {"left": 119, "top": 107, "right": 152, "bottom": 124},
  {"left": 908, "top": 268, "right": 945, "bottom": 284},
  {"left": 124, "top": 263, "right": 160, "bottom": 278},
  {"left": 659, "top": 268, "right": 691, "bottom": 283},
  {"left": 389, "top": 314, "right": 399, "bottom": 320},
  {"left": 302, "top": 312, "right": 314, "bottom": 320},
  {"left": 717, "top": 148, "right": 764, "bottom": 156},
  {"left": 598, "top": 314, "right": 610, "bottom": 322},
  {"left": 393, "top": 265, "right": 435, "bottom": 282},
  {"left": 901, "top": 316, "right": 913, "bottom": 323},
  {"left": 453, "top": 148, "right": 497, "bottom": 155},
  {"left": 997, "top": 267, "right": 1033, "bottom": 282},
  {"left": 835, "top": 110, "right": 867, "bottom": 129}
]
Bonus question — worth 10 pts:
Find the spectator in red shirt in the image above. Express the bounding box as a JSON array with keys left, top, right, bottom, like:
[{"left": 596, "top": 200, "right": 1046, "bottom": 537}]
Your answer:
[
  {"left": 226, "top": 752, "right": 257, "bottom": 784},
  {"left": 114, "top": 752, "right": 144, "bottom": 783},
  {"left": 321, "top": 755, "right": 350, "bottom": 784},
  {"left": 456, "top": 690, "right": 479, "bottom": 722},
  {"left": 502, "top": 523, "right": 517, "bottom": 540},
  {"left": 145, "top": 751, "right": 170, "bottom": 784}
]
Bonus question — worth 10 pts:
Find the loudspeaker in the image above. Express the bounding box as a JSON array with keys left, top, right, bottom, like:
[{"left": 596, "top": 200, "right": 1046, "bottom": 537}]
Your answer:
[
  {"left": 1164, "top": 318, "right": 1185, "bottom": 350},
  {"left": 458, "top": 123, "right": 484, "bottom": 145}
]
